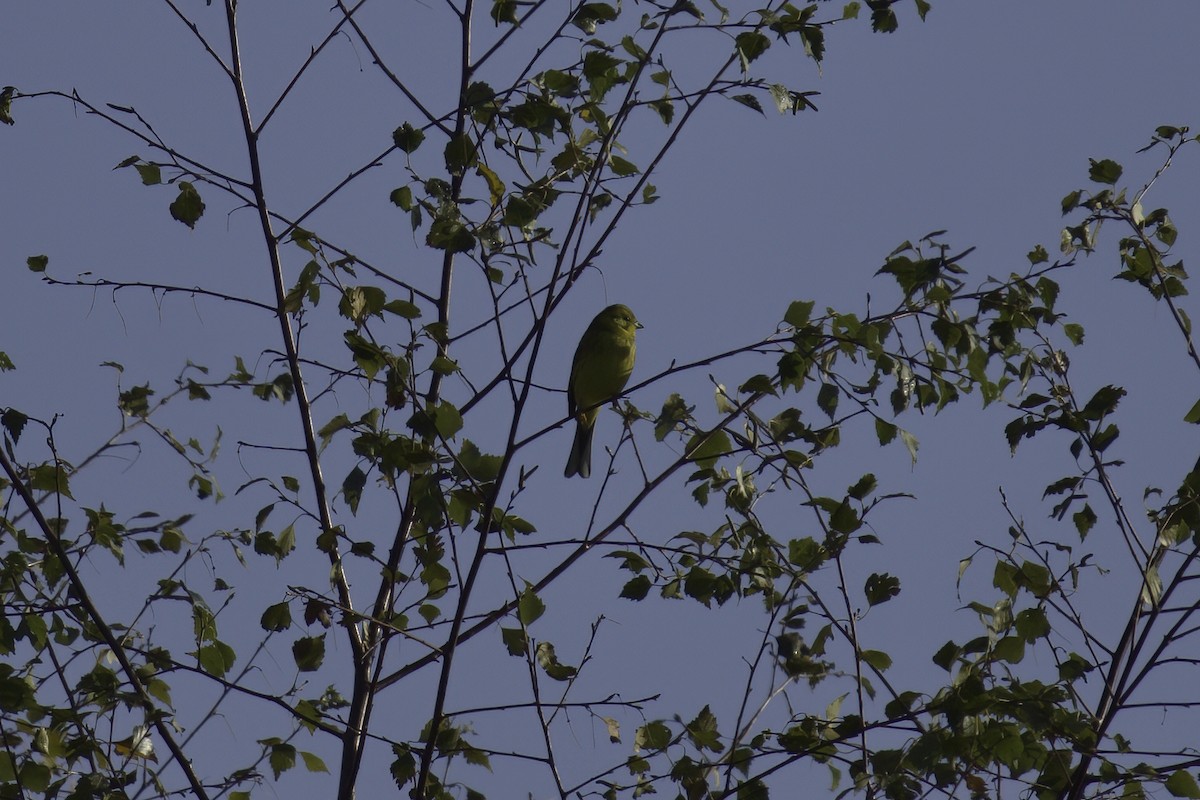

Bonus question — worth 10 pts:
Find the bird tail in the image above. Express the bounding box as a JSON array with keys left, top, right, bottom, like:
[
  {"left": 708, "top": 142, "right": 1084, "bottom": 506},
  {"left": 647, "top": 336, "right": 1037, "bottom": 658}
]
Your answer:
[{"left": 564, "top": 419, "right": 594, "bottom": 478}]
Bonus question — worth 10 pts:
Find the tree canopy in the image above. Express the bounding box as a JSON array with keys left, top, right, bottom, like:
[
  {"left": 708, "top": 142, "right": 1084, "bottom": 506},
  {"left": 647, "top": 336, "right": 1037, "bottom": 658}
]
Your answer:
[{"left": 2, "top": 2, "right": 1200, "bottom": 799}]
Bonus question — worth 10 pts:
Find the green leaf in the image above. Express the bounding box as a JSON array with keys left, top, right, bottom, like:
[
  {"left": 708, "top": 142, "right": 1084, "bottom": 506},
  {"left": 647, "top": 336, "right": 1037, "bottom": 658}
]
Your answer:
[
  {"left": 503, "top": 195, "right": 538, "bottom": 227},
  {"left": 392, "top": 122, "right": 425, "bottom": 153},
  {"left": 292, "top": 635, "right": 326, "bottom": 672},
  {"left": 16, "top": 762, "right": 50, "bottom": 792},
  {"left": 870, "top": 6, "right": 898, "bottom": 32},
  {"left": 535, "top": 641, "right": 577, "bottom": 680},
  {"left": 26, "top": 254, "right": 49, "bottom": 273},
  {"left": 1058, "top": 653, "right": 1093, "bottom": 682},
  {"left": 899, "top": 429, "right": 919, "bottom": 464},
  {"left": 1082, "top": 384, "right": 1125, "bottom": 418},
  {"left": 118, "top": 384, "right": 154, "bottom": 417},
  {"left": 683, "top": 566, "right": 721, "bottom": 607},
  {"left": 426, "top": 355, "right": 456, "bottom": 376},
  {"left": 1158, "top": 217, "right": 1179, "bottom": 247},
  {"left": 456, "top": 439, "right": 502, "bottom": 483},
  {"left": 620, "top": 575, "right": 652, "bottom": 600},
  {"left": 731, "top": 94, "right": 764, "bottom": 114},
  {"left": 571, "top": 2, "right": 618, "bottom": 34},
  {"left": 609, "top": 155, "right": 639, "bottom": 176},
  {"left": 425, "top": 213, "right": 475, "bottom": 253},
  {"left": 169, "top": 181, "right": 205, "bottom": 228},
  {"left": 1014, "top": 608, "right": 1051, "bottom": 642},
  {"left": 463, "top": 80, "right": 497, "bottom": 115},
  {"left": 197, "top": 641, "right": 236, "bottom": 677},
  {"left": 385, "top": 299, "right": 421, "bottom": 319},
  {"left": 390, "top": 186, "right": 413, "bottom": 209},
  {"left": 655, "top": 393, "right": 691, "bottom": 441},
  {"left": 582, "top": 50, "right": 624, "bottom": 101},
  {"left": 300, "top": 751, "right": 329, "bottom": 773},
  {"left": 600, "top": 716, "right": 621, "bottom": 744},
  {"left": 475, "top": 163, "right": 505, "bottom": 205},
  {"left": 517, "top": 584, "right": 545, "bottom": 626},
  {"left": 408, "top": 401, "right": 463, "bottom": 440},
  {"left": 134, "top": 162, "right": 161, "bottom": 185},
  {"left": 275, "top": 523, "right": 298, "bottom": 563},
  {"left": 444, "top": 132, "right": 478, "bottom": 175},
  {"left": 864, "top": 573, "right": 900, "bottom": 606},
  {"left": 799, "top": 20, "right": 825, "bottom": 62},
  {"left": 390, "top": 744, "right": 417, "bottom": 788},
  {"left": 648, "top": 98, "right": 674, "bottom": 125},
  {"left": 860, "top": 649, "right": 892, "bottom": 671},
  {"left": 847, "top": 473, "right": 876, "bottom": 501},
  {"left": 463, "top": 747, "right": 491, "bottom": 771},
  {"left": 932, "top": 640, "right": 958, "bottom": 671},
  {"left": 304, "top": 600, "right": 333, "bottom": 632},
  {"left": 0, "top": 86, "right": 14, "bottom": 125},
  {"left": 145, "top": 677, "right": 172, "bottom": 707},
  {"left": 1088, "top": 158, "right": 1123, "bottom": 185},
  {"left": 684, "top": 705, "right": 723, "bottom": 753},
  {"left": 342, "top": 466, "right": 366, "bottom": 515},
  {"left": 620, "top": 34, "right": 647, "bottom": 60},
  {"left": 635, "top": 721, "right": 672, "bottom": 751},
  {"left": 2, "top": 408, "right": 28, "bottom": 443},
  {"left": 1091, "top": 423, "right": 1119, "bottom": 453},
  {"left": 501, "top": 626, "right": 527, "bottom": 656},
  {"left": 1073, "top": 503, "right": 1097, "bottom": 539},
  {"left": 788, "top": 537, "right": 824, "bottom": 571},
  {"left": 540, "top": 69, "right": 580, "bottom": 97},
  {"left": 28, "top": 464, "right": 73, "bottom": 499},
  {"left": 829, "top": 500, "right": 860, "bottom": 534},
  {"left": 317, "top": 413, "right": 352, "bottom": 449},
  {"left": 419, "top": 603, "right": 440, "bottom": 624},
  {"left": 490, "top": 0, "right": 518, "bottom": 23},
  {"left": 1025, "top": 560, "right": 1054, "bottom": 596},
  {"left": 817, "top": 383, "right": 838, "bottom": 418},
  {"left": 685, "top": 429, "right": 731, "bottom": 467},
  {"left": 421, "top": 563, "right": 451, "bottom": 599},
  {"left": 762, "top": 83, "right": 785, "bottom": 113},
  {"left": 298, "top": 697, "right": 329, "bottom": 731},
  {"left": 1142, "top": 564, "right": 1163, "bottom": 608},
  {"left": 339, "top": 285, "right": 388, "bottom": 326},
  {"left": 784, "top": 300, "right": 814, "bottom": 328},
  {"left": 1166, "top": 771, "right": 1200, "bottom": 799},
  {"left": 260, "top": 602, "right": 292, "bottom": 632},
  {"left": 735, "top": 32, "right": 770, "bottom": 71},
  {"left": 268, "top": 743, "right": 297, "bottom": 779},
  {"left": 1185, "top": 397, "right": 1200, "bottom": 424}
]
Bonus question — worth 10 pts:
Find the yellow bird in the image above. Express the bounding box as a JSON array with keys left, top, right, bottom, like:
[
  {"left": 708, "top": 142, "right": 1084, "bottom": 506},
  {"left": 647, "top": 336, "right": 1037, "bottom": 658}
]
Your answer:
[{"left": 565, "top": 304, "right": 642, "bottom": 478}]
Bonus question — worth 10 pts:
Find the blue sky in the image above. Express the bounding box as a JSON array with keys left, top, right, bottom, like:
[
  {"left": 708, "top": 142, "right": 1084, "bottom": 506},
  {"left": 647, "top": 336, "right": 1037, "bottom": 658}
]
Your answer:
[{"left": 4, "top": 2, "right": 1200, "bottom": 797}]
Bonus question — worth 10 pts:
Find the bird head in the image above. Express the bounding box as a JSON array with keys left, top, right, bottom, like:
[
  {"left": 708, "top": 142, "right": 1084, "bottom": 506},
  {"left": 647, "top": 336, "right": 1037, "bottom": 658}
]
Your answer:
[{"left": 599, "top": 304, "right": 642, "bottom": 335}]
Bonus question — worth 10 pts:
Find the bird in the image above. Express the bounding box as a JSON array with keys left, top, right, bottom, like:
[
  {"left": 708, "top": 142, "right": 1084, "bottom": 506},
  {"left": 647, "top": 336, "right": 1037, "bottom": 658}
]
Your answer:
[{"left": 564, "top": 304, "right": 642, "bottom": 478}]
